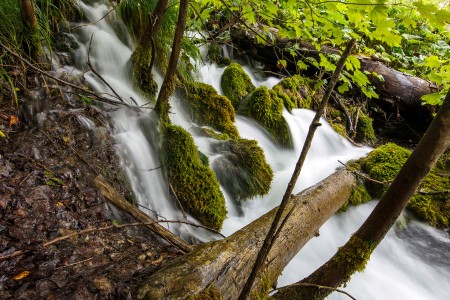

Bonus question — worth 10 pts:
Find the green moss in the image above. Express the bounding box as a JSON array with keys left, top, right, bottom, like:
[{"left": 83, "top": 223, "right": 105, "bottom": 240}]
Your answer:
[
  {"left": 358, "top": 143, "right": 411, "bottom": 197},
  {"left": 184, "top": 82, "right": 239, "bottom": 139},
  {"left": 221, "top": 63, "right": 255, "bottom": 108},
  {"left": 357, "top": 143, "right": 449, "bottom": 228},
  {"left": 330, "top": 122, "right": 347, "bottom": 138},
  {"left": 238, "top": 87, "right": 292, "bottom": 147},
  {"left": 188, "top": 286, "right": 223, "bottom": 300},
  {"left": 272, "top": 75, "right": 313, "bottom": 110},
  {"left": 207, "top": 43, "right": 231, "bottom": 67},
  {"left": 250, "top": 272, "right": 274, "bottom": 300},
  {"left": 130, "top": 46, "right": 158, "bottom": 100},
  {"left": 163, "top": 125, "right": 227, "bottom": 230},
  {"left": 409, "top": 173, "right": 449, "bottom": 227},
  {"left": 332, "top": 235, "right": 376, "bottom": 279},
  {"left": 211, "top": 139, "right": 274, "bottom": 203},
  {"left": 337, "top": 183, "right": 372, "bottom": 213},
  {"left": 355, "top": 111, "right": 377, "bottom": 144}
]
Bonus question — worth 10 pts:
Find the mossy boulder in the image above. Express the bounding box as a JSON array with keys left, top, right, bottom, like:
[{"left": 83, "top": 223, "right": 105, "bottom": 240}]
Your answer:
[
  {"left": 221, "top": 63, "right": 255, "bottom": 108},
  {"left": 207, "top": 43, "right": 231, "bottom": 67},
  {"left": 355, "top": 111, "right": 377, "bottom": 145},
  {"left": 211, "top": 139, "right": 274, "bottom": 203},
  {"left": 357, "top": 143, "right": 449, "bottom": 228},
  {"left": 130, "top": 46, "right": 158, "bottom": 100},
  {"left": 162, "top": 125, "right": 227, "bottom": 230},
  {"left": 272, "top": 75, "right": 313, "bottom": 111},
  {"left": 238, "top": 86, "right": 292, "bottom": 147},
  {"left": 184, "top": 82, "right": 239, "bottom": 139}
]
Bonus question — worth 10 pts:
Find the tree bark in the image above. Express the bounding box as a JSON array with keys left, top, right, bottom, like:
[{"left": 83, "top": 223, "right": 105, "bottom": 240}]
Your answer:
[
  {"left": 17, "top": 0, "right": 39, "bottom": 57},
  {"left": 137, "top": 169, "right": 356, "bottom": 300},
  {"left": 230, "top": 27, "right": 438, "bottom": 132},
  {"left": 154, "top": 0, "right": 189, "bottom": 122},
  {"left": 272, "top": 90, "right": 450, "bottom": 300}
]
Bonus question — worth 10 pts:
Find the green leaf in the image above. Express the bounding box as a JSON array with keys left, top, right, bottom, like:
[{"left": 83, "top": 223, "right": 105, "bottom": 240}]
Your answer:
[
  {"left": 338, "top": 82, "right": 350, "bottom": 94},
  {"left": 362, "top": 86, "right": 379, "bottom": 99},
  {"left": 421, "top": 92, "right": 445, "bottom": 105},
  {"left": 297, "top": 60, "right": 308, "bottom": 71},
  {"left": 424, "top": 56, "right": 441, "bottom": 68},
  {"left": 319, "top": 54, "right": 336, "bottom": 72},
  {"left": 352, "top": 69, "right": 371, "bottom": 87},
  {"left": 369, "top": 5, "right": 388, "bottom": 26}
]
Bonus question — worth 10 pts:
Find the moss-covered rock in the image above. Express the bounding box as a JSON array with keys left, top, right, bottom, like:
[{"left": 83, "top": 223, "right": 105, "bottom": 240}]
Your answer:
[
  {"left": 130, "top": 46, "right": 158, "bottom": 100},
  {"left": 211, "top": 139, "right": 273, "bottom": 203},
  {"left": 355, "top": 111, "right": 377, "bottom": 145},
  {"left": 358, "top": 143, "right": 411, "bottom": 197},
  {"left": 184, "top": 82, "right": 239, "bottom": 139},
  {"left": 357, "top": 143, "right": 449, "bottom": 228},
  {"left": 238, "top": 86, "right": 292, "bottom": 147},
  {"left": 272, "top": 75, "right": 313, "bottom": 111},
  {"left": 409, "top": 173, "right": 449, "bottom": 228},
  {"left": 207, "top": 43, "right": 231, "bottom": 67},
  {"left": 221, "top": 63, "right": 255, "bottom": 108},
  {"left": 163, "top": 125, "right": 227, "bottom": 230}
]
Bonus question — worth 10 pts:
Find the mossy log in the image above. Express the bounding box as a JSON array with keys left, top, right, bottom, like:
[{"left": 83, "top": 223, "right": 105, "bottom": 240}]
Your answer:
[
  {"left": 138, "top": 169, "right": 356, "bottom": 300},
  {"left": 230, "top": 27, "right": 437, "bottom": 133}
]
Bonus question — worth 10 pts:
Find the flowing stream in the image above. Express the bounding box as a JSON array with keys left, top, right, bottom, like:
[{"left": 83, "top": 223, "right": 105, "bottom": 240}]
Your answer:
[{"left": 65, "top": 2, "right": 450, "bottom": 299}]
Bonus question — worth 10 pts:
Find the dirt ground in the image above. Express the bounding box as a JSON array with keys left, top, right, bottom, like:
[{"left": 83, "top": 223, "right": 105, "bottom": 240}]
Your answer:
[{"left": 0, "top": 67, "right": 181, "bottom": 299}]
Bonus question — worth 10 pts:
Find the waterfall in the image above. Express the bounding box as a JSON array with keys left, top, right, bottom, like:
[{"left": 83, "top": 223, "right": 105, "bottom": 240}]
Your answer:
[{"left": 65, "top": 2, "right": 450, "bottom": 299}]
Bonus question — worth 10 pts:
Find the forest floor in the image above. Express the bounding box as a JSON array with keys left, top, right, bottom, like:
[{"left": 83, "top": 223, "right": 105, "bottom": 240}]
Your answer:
[{"left": 0, "top": 66, "right": 181, "bottom": 299}]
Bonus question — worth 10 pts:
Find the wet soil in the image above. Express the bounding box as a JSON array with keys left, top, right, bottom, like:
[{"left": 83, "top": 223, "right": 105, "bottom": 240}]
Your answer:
[{"left": 0, "top": 68, "right": 180, "bottom": 299}]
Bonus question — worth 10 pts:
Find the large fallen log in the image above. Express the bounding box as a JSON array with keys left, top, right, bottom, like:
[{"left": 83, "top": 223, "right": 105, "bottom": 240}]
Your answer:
[
  {"left": 137, "top": 169, "right": 356, "bottom": 299},
  {"left": 230, "top": 28, "right": 438, "bottom": 133}
]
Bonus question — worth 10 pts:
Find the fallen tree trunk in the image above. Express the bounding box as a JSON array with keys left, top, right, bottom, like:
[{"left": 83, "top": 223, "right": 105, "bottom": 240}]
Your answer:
[
  {"left": 137, "top": 169, "right": 356, "bottom": 299},
  {"left": 230, "top": 28, "right": 438, "bottom": 132},
  {"left": 94, "top": 175, "right": 193, "bottom": 253}
]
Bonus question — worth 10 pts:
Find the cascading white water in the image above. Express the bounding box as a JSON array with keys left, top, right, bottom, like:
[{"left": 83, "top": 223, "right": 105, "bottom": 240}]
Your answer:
[{"left": 66, "top": 2, "right": 450, "bottom": 299}]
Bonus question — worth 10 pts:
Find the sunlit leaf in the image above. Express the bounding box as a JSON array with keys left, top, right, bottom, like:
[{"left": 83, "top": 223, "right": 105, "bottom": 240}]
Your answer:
[{"left": 12, "top": 271, "right": 30, "bottom": 281}]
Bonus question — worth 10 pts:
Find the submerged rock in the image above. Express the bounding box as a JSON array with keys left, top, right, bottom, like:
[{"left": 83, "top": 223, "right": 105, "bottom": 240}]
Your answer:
[{"left": 211, "top": 138, "right": 273, "bottom": 203}]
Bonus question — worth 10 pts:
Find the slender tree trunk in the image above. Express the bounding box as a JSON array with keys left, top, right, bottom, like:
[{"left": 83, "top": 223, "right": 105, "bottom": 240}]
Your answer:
[
  {"left": 238, "top": 38, "right": 356, "bottom": 300},
  {"left": 273, "top": 90, "right": 450, "bottom": 300},
  {"left": 154, "top": 0, "right": 189, "bottom": 122},
  {"left": 141, "top": 0, "right": 169, "bottom": 47},
  {"left": 17, "top": 0, "right": 40, "bottom": 57}
]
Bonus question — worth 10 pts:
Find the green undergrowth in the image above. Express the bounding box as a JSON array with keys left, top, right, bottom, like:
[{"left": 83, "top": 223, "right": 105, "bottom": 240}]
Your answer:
[
  {"left": 221, "top": 63, "right": 255, "bottom": 108},
  {"left": 211, "top": 139, "right": 273, "bottom": 203},
  {"left": 184, "top": 82, "right": 239, "bottom": 139},
  {"left": 355, "top": 143, "right": 449, "bottom": 228},
  {"left": 272, "top": 75, "right": 313, "bottom": 111},
  {"left": 162, "top": 124, "right": 227, "bottom": 230},
  {"left": 130, "top": 46, "right": 158, "bottom": 100},
  {"left": 238, "top": 86, "right": 292, "bottom": 148}
]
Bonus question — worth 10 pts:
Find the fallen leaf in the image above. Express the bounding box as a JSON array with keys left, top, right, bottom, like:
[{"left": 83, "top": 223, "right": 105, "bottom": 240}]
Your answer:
[
  {"left": 9, "top": 115, "right": 19, "bottom": 126},
  {"left": 12, "top": 271, "right": 30, "bottom": 280},
  {"left": 0, "top": 130, "right": 5, "bottom": 138},
  {"left": 56, "top": 202, "right": 65, "bottom": 207}
]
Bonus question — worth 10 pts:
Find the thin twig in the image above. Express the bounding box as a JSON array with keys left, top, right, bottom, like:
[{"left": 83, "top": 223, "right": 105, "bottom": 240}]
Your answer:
[
  {"left": 87, "top": 33, "right": 125, "bottom": 103},
  {"left": 56, "top": 257, "right": 93, "bottom": 269},
  {"left": 338, "top": 160, "right": 392, "bottom": 185},
  {"left": 273, "top": 283, "right": 357, "bottom": 300},
  {"left": 418, "top": 189, "right": 450, "bottom": 195},
  {"left": 169, "top": 183, "right": 187, "bottom": 218}
]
